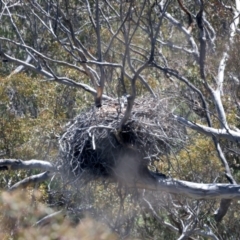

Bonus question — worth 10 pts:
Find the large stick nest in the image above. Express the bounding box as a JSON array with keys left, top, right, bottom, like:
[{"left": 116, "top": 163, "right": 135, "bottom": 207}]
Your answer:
[{"left": 58, "top": 96, "right": 186, "bottom": 183}]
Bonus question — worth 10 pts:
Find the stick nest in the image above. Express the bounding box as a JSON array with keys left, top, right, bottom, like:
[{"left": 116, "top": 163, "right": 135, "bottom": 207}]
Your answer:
[{"left": 58, "top": 96, "right": 185, "bottom": 182}]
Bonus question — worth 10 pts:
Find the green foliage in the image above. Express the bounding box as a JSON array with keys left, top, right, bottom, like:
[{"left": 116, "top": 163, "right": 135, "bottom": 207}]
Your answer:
[
  {"left": 0, "top": 190, "right": 118, "bottom": 240},
  {"left": 158, "top": 135, "right": 223, "bottom": 182},
  {"left": 0, "top": 0, "right": 240, "bottom": 238},
  {"left": 0, "top": 72, "right": 93, "bottom": 159}
]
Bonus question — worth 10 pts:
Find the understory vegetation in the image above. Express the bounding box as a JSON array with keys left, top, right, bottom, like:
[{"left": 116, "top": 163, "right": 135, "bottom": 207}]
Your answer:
[{"left": 1, "top": 0, "right": 240, "bottom": 239}]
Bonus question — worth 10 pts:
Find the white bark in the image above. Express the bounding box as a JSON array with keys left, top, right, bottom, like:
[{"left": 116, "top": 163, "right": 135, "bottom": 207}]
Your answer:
[
  {"left": 173, "top": 115, "right": 240, "bottom": 141},
  {"left": 139, "top": 177, "right": 240, "bottom": 200},
  {"left": 9, "top": 171, "right": 53, "bottom": 191},
  {"left": 0, "top": 159, "right": 55, "bottom": 171},
  {"left": 3, "top": 159, "right": 240, "bottom": 200}
]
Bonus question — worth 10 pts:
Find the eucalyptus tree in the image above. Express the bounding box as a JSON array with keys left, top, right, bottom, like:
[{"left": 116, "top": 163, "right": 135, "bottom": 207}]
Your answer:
[{"left": 1, "top": 0, "right": 240, "bottom": 238}]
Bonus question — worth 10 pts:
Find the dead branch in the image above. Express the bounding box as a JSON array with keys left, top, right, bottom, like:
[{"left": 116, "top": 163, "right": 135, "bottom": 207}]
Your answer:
[
  {"left": 177, "top": 0, "right": 194, "bottom": 33},
  {"left": 143, "top": 197, "right": 178, "bottom": 233},
  {"left": 136, "top": 177, "right": 240, "bottom": 200},
  {"left": 34, "top": 210, "right": 63, "bottom": 227},
  {"left": 9, "top": 171, "right": 53, "bottom": 191},
  {"left": 0, "top": 159, "right": 55, "bottom": 171},
  {"left": 173, "top": 115, "right": 240, "bottom": 141}
]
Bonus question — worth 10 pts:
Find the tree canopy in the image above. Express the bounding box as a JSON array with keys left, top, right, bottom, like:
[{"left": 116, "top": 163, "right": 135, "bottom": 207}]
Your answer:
[{"left": 1, "top": 0, "right": 240, "bottom": 239}]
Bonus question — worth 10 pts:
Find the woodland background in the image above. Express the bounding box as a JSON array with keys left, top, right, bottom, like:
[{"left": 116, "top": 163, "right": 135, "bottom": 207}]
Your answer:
[{"left": 0, "top": 0, "right": 240, "bottom": 239}]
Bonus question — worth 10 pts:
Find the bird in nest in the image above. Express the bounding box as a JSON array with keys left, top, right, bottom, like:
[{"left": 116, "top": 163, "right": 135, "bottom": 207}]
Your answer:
[{"left": 96, "top": 94, "right": 129, "bottom": 115}]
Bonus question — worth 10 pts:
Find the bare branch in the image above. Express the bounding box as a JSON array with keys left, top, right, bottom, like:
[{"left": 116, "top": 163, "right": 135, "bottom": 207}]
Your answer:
[
  {"left": 119, "top": 62, "right": 149, "bottom": 128},
  {"left": 137, "top": 177, "right": 240, "bottom": 200},
  {"left": 160, "top": 7, "right": 199, "bottom": 59},
  {"left": 9, "top": 172, "right": 52, "bottom": 191},
  {"left": 143, "top": 197, "right": 178, "bottom": 233},
  {"left": 194, "top": 226, "right": 220, "bottom": 240},
  {"left": 196, "top": 1, "right": 206, "bottom": 80},
  {"left": 7, "top": 54, "right": 32, "bottom": 78},
  {"left": 0, "top": 51, "right": 112, "bottom": 100},
  {"left": 177, "top": 0, "right": 194, "bottom": 33},
  {"left": 34, "top": 210, "right": 63, "bottom": 227},
  {"left": 214, "top": 199, "right": 231, "bottom": 222},
  {"left": 0, "top": 159, "right": 55, "bottom": 171},
  {"left": 173, "top": 115, "right": 240, "bottom": 141}
]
